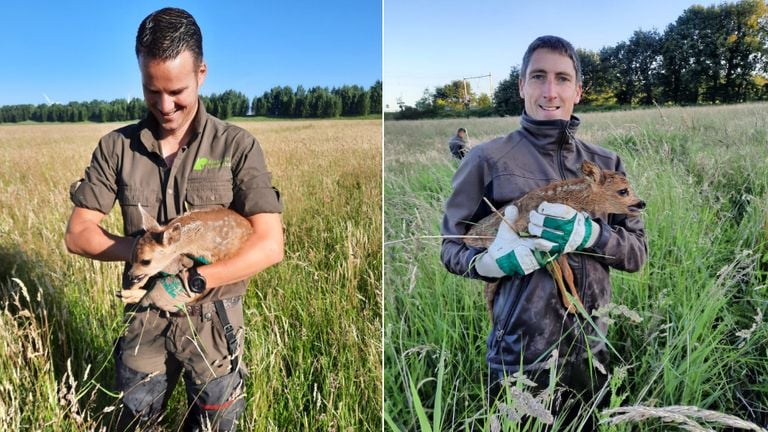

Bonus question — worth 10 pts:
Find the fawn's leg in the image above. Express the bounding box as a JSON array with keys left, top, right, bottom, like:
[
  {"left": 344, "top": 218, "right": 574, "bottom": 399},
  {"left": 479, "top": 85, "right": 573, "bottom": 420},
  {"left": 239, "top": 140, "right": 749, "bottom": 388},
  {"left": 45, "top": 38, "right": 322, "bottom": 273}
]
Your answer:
[{"left": 557, "top": 255, "right": 584, "bottom": 314}]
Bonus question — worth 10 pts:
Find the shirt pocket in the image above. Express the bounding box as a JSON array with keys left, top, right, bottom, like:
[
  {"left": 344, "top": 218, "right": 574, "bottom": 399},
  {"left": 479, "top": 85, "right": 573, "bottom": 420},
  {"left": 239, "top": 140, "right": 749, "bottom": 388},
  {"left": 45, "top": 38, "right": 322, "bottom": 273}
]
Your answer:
[
  {"left": 185, "top": 178, "right": 234, "bottom": 211},
  {"left": 117, "top": 186, "right": 162, "bottom": 235}
]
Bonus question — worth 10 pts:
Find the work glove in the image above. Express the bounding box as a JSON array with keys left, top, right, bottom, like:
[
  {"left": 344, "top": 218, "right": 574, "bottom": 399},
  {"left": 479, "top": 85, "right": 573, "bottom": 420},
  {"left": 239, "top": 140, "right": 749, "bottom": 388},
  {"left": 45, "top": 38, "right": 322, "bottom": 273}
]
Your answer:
[
  {"left": 120, "top": 255, "right": 209, "bottom": 306},
  {"left": 528, "top": 202, "right": 600, "bottom": 255},
  {"left": 119, "top": 268, "right": 202, "bottom": 312},
  {"left": 143, "top": 269, "right": 200, "bottom": 312},
  {"left": 474, "top": 206, "right": 557, "bottom": 278}
]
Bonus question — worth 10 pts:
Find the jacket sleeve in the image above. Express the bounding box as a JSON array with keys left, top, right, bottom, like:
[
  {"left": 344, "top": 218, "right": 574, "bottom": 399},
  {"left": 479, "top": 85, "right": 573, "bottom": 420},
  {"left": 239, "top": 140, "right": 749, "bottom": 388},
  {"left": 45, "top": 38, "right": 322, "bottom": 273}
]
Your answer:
[
  {"left": 587, "top": 158, "right": 648, "bottom": 272},
  {"left": 440, "top": 149, "right": 496, "bottom": 280}
]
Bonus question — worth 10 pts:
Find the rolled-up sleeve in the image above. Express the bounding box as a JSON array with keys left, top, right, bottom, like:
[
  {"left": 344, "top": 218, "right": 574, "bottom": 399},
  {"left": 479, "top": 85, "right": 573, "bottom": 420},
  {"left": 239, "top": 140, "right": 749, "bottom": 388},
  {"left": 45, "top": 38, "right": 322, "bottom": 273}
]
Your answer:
[
  {"left": 69, "top": 137, "right": 118, "bottom": 214},
  {"left": 230, "top": 132, "right": 283, "bottom": 216}
]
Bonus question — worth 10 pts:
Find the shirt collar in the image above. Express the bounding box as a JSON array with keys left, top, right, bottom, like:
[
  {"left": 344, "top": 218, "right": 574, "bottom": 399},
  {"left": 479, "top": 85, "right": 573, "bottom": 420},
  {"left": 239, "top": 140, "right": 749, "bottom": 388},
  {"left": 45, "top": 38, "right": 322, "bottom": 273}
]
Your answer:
[{"left": 138, "top": 97, "right": 207, "bottom": 154}]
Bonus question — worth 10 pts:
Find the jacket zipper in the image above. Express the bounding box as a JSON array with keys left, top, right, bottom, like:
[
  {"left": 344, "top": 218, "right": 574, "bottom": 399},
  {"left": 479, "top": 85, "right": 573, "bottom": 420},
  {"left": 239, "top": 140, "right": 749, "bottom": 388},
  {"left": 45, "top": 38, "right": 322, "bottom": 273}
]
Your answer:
[
  {"left": 555, "top": 123, "right": 568, "bottom": 181},
  {"left": 494, "top": 280, "right": 525, "bottom": 342}
]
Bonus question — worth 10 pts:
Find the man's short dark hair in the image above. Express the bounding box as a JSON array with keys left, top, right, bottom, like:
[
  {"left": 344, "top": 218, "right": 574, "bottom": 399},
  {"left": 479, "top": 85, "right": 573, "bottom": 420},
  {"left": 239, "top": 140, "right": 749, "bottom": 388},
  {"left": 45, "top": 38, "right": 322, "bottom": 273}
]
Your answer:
[
  {"left": 521, "top": 35, "right": 582, "bottom": 83},
  {"left": 457, "top": 128, "right": 467, "bottom": 134},
  {"left": 136, "top": 7, "right": 203, "bottom": 65}
]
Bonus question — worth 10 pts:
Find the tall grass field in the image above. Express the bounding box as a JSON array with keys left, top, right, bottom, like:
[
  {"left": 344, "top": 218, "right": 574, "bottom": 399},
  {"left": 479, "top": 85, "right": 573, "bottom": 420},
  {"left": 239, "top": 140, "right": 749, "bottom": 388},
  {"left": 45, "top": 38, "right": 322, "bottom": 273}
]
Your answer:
[
  {"left": 384, "top": 104, "right": 768, "bottom": 431},
  {"left": 0, "top": 118, "right": 381, "bottom": 430}
]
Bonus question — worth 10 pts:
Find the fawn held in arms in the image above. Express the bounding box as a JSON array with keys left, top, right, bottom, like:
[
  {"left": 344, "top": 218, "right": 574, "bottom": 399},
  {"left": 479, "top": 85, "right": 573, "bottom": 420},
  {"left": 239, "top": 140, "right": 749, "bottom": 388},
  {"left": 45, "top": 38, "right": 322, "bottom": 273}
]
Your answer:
[
  {"left": 464, "top": 160, "right": 646, "bottom": 316},
  {"left": 123, "top": 205, "right": 252, "bottom": 302}
]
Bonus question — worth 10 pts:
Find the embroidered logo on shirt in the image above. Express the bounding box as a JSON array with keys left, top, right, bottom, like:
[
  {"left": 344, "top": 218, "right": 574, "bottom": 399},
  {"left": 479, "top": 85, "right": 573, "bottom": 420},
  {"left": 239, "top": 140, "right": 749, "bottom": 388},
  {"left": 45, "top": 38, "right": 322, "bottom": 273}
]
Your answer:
[{"left": 193, "top": 157, "right": 231, "bottom": 171}]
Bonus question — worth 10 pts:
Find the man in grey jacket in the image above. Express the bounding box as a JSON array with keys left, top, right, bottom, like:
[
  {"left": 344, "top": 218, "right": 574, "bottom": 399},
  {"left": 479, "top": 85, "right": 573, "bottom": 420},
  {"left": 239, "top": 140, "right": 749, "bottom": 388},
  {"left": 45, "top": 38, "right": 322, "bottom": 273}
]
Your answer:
[
  {"left": 448, "top": 127, "right": 469, "bottom": 160},
  {"left": 440, "top": 35, "right": 647, "bottom": 426}
]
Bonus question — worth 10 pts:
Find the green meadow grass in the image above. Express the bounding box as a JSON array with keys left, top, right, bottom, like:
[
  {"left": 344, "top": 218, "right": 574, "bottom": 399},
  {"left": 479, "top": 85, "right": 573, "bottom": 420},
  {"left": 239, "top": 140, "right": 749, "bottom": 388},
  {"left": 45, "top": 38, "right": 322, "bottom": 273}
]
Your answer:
[
  {"left": 384, "top": 104, "right": 768, "bottom": 431},
  {"left": 0, "top": 119, "right": 381, "bottom": 431}
]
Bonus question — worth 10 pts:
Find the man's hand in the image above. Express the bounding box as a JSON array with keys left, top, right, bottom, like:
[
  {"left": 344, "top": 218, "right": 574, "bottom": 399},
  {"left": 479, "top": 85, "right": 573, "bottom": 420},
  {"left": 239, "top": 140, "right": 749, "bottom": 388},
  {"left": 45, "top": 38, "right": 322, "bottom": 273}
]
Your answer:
[
  {"left": 145, "top": 269, "right": 200, "bottom": 312},
  {"left": 119, "top": 269, "right": 201, "bottom": 312},
  {"left": 474, "top": 206, "right": 557, "bottom": 278},
  {"left": 528, "top": 202, "right": 600, "bottom": 254}
]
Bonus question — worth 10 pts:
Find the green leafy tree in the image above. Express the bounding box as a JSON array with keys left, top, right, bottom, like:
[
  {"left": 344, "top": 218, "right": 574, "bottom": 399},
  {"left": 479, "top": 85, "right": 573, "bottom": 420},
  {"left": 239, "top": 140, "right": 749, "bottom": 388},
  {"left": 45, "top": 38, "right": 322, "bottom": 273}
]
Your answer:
[
  {"left": 278, "top": 86, "right": 295, "bottom": 117},
  {"left": 252, "top": 95, "right": 267, "bottom": 116},
  {"left": 493, "top": 66, "right": 523, "bottom": 116},
  {"left": 601, "top": 42, "right": 636, "bottom": 105},
  {"left": 475, "top": 93, "right": 491, "bottom": 107},
  {"left": 334, "top": 85, "right": 369, "bottom": 116},
  {"left": 294, "top": 85, "right": 309, "bottom": 118},
  {"left": 719, "top": 0, "right": 768, "bottom": 102},
  {"left": 369, "top": 80, "right": 382, "bottom": 114},
  {"left": 433, "top": 80, "right": 475, "bottom": 110},
  {"left": 661, "top": 5, "right": 721, "bottom": 104},
  {"left": 627, "top": 29, "right": 662, "bottom": 105}
]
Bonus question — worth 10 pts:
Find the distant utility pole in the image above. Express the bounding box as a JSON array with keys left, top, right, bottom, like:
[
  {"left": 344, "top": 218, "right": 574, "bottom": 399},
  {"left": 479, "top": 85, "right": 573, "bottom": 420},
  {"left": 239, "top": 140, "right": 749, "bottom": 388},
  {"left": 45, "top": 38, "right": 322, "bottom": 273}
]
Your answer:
[{"left": 461, "top": 73, "right": 493, "bottom": 109}]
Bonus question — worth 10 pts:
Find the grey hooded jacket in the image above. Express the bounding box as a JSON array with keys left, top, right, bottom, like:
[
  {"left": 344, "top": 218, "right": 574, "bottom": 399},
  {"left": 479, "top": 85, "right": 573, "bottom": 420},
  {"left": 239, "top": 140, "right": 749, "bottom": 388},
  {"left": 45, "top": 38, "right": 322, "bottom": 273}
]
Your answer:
[
  {"left": 440, "top": 113, "right": 647, "bottom": 373},
  {"left": 448, "top": 134, "right": 469, "bottom": 160}
]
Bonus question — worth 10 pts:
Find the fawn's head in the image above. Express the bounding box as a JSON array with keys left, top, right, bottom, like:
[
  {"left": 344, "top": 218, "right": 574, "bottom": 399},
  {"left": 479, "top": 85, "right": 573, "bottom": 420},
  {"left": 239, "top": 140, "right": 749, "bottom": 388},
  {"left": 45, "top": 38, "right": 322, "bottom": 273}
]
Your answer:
[
  {"left": 127, "top": 204, "right": 191, "bottom": 286},
  {"left": 581, "top": 160, "right": 646, "bottom": 216}
]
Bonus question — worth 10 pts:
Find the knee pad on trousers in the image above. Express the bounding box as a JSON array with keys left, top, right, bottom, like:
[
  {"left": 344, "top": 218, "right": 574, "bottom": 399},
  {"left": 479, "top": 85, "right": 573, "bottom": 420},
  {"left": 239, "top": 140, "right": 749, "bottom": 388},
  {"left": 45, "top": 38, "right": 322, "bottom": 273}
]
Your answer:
[
  {"left": 185, "top": 368, "right": 245, "bottom": 432},
  {"left": 115, "top": 357, "right": 170, "bottom": 428}
]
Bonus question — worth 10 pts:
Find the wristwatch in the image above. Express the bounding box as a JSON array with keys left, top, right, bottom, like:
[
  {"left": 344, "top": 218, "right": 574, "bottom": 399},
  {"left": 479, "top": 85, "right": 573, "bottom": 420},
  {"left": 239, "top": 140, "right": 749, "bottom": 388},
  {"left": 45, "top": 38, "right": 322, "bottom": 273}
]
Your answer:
[{"left": 187, "top": 267, "right": 207, "bottom": 294}]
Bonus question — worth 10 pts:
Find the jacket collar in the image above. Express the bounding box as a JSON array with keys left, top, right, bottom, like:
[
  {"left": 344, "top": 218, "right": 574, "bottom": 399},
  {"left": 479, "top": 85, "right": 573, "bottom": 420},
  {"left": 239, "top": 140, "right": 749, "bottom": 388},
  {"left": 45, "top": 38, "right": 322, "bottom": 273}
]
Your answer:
[{"left": 519, "top": 111, "right": 580, "bottom": 148}]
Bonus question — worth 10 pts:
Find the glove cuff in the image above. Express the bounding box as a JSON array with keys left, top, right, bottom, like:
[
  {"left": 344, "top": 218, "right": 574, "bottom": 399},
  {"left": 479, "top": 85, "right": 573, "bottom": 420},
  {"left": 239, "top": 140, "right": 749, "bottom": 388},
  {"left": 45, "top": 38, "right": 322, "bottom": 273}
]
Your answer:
[
  {"left": 498, "top": 249, "right": 538, "bottom": 276},
  {"left": 579, "top": 219, "right": 601, "bottom": 250}
]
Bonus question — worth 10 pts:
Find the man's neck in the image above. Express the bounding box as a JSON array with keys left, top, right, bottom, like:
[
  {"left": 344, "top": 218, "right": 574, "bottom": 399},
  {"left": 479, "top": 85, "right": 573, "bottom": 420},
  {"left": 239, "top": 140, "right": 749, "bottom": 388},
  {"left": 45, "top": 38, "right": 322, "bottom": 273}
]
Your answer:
[
  {"left": 159, "top": 100, "right": 198, "bottom": 167},
  {"left": 158, "top": 99, "right": 198, "bottom": 144}
]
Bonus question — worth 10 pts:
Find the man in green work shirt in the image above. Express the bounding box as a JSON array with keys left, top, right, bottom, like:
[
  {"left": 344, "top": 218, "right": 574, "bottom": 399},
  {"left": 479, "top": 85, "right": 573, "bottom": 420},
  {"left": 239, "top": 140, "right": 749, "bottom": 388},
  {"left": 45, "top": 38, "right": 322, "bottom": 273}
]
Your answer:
[{"left": 64, "top": 7, "right": 284, "bottom": 431}]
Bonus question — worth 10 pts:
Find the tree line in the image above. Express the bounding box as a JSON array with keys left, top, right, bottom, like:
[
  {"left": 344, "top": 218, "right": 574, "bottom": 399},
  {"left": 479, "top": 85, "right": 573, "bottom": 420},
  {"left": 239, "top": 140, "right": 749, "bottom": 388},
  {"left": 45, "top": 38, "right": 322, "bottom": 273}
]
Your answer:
[
  {"left": 251, "top": 83, "right": 382, "bottom": 118},
  {"left": 396, "top": 0, "right": 768, "bottom": 119},
  {"left": 0, "top": 81, "right": 382, "bottom": 124},
  {"left": 0, "top": 99, "right": 148, "bottom": 123},
  {"left": 395, "top": 80, "right": 495, "bottom": 120}
]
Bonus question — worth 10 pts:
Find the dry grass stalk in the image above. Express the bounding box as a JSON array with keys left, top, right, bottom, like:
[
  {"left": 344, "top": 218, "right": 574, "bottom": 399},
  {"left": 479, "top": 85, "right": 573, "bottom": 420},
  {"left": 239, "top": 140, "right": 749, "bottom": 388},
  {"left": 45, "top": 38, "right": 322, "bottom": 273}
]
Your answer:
[
  {"left": 493, "top": 374, "right": 554, "bottom": 426},
  {"left": 735, "top": 307, "right": 763, "bottom": 342},
  {"left": 592, "top": 302, "right": 643, "bottom": 326},
  {"left": 602, "top": 405, "right": 767, "bottom": 432}
]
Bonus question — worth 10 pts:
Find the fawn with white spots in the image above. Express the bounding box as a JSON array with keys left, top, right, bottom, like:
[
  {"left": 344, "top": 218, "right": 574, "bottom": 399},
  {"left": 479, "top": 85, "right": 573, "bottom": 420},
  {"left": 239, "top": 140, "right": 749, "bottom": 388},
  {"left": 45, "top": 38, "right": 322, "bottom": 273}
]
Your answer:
[
  {"left": 464, "top": 160, "right": 645, "bottom": 316},
  {"left": 125, "top": 205, "right": 252, "bottom": 291}
]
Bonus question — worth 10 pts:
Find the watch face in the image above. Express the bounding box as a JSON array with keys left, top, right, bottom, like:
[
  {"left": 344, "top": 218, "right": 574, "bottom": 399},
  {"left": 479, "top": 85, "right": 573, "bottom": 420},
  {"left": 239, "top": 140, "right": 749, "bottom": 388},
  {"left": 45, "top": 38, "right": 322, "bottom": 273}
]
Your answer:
[{"left": 189, "top": 275, "right": 206, "bottom": 293}]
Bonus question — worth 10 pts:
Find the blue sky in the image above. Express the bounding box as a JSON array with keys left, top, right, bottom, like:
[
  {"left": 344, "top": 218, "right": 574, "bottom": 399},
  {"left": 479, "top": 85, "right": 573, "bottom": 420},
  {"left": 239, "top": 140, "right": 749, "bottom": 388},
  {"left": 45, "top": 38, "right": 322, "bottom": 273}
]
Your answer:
[
  {"left": 384, "top": 0, "right": 721, "bottom": 111},
  {"left": 0, "top": 1, "right": 381, "bottom": 106}
]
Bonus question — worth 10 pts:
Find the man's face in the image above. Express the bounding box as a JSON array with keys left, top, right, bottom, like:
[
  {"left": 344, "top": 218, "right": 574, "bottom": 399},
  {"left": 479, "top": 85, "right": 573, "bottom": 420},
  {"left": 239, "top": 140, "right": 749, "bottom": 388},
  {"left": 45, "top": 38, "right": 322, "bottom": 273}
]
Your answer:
[
  {"left": 458, "top": 130, "right": 466, "bottom": 139},
  {"left": 140, "top": 50, "right": 207, "bottom": 138},
  {"left": 518, "top": 49, "right": 582, "bottom": 121}
]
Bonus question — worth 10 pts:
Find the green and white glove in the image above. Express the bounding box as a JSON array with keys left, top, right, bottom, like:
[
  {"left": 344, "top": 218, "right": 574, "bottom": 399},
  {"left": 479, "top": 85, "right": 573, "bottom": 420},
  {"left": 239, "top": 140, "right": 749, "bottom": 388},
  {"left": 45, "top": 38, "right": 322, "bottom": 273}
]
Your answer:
[
  {"left": 119, "top": 255, "right": 209, "bottom": 306},
  {"left": 145, "top": 269, "right": 200, "bottom": 312},
  {"left": 119, "top": 273, "right": 199, "bottom": 310},
  {"left": 528, "top": 202, "right": 600, "bottom": 254},
  {"left": 474, "top": 205, "right": 557, "bottom": 278}
]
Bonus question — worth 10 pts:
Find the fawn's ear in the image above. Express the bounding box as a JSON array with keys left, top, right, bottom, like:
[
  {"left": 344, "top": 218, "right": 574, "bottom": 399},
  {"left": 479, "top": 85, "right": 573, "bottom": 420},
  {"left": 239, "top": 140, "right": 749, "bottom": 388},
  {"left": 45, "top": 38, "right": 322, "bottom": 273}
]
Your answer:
[
  {"left": 581, "top": 160, "right": 603, "bottom": 184},
  {"left": 163, "top": 223, "right": 182, "bottom": 246},
  {"left": 139, "top": 203, "right": 161, "bottom": 231}
]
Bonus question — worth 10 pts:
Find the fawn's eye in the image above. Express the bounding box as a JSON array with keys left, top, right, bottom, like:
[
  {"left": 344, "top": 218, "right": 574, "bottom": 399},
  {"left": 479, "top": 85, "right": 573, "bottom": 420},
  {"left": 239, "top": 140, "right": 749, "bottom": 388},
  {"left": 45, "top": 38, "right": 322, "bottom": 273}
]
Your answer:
[
  {"left": 140, "top": 259, "right": 152, "bottom": 266},
  {"left": 617, "top": 189, "right": 629, "bottom": 197}
]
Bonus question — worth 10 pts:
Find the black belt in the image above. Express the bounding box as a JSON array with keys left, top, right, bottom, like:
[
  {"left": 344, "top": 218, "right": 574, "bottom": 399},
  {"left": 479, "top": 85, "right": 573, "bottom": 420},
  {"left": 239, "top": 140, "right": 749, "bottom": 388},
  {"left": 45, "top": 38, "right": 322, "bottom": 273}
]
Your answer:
[{"left": 167, "top": 296, "right": 242, "bottom": 317}]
